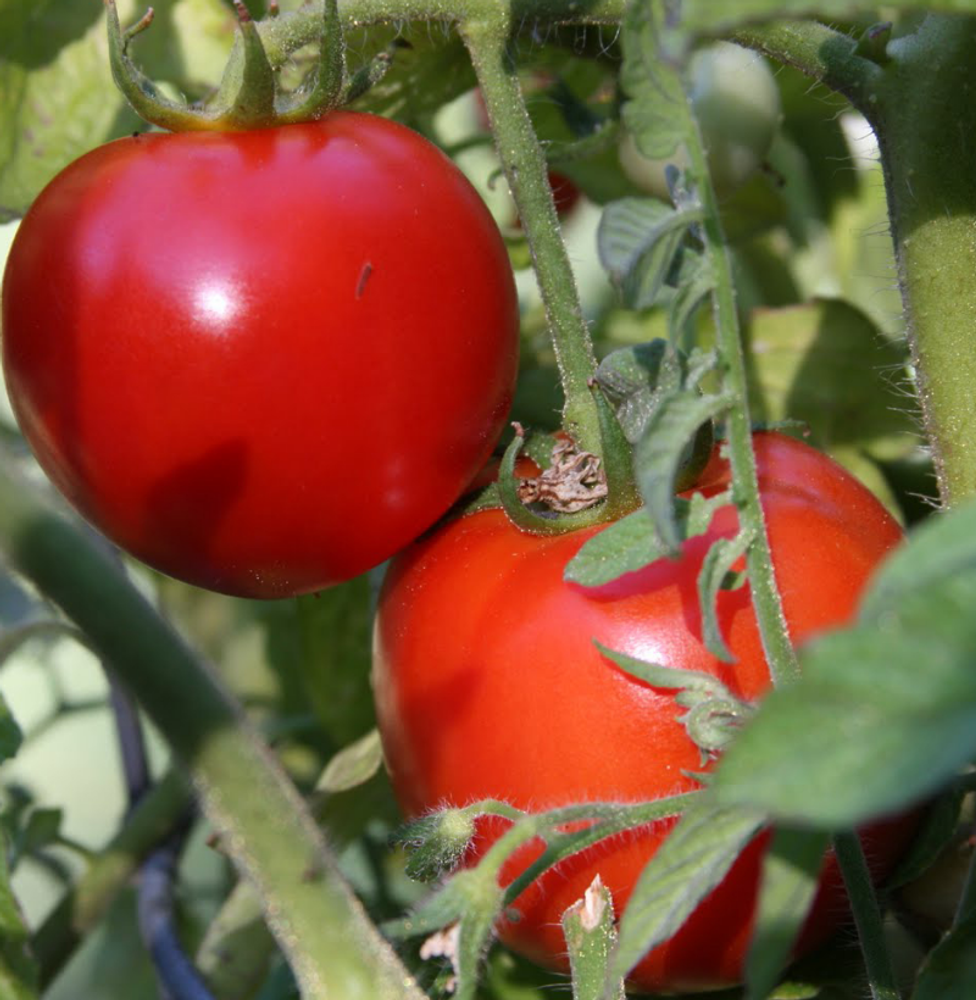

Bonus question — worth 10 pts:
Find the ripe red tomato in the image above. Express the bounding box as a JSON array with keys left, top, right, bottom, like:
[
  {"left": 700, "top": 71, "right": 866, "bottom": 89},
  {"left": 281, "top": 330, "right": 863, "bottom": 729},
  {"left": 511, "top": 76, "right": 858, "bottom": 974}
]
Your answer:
[
  {"left": 373, "top": 432, "right": 918, "bottom": 992},
  {"left": 2, "top": 112, "right": 518, "bottom": 598}
]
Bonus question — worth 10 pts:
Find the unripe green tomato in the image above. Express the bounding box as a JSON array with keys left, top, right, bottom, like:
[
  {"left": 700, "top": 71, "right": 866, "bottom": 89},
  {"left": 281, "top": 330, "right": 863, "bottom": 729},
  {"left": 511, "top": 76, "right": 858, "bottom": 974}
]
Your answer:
[{"left": 619, "top": 41, "right": 782, "bottom": 199}]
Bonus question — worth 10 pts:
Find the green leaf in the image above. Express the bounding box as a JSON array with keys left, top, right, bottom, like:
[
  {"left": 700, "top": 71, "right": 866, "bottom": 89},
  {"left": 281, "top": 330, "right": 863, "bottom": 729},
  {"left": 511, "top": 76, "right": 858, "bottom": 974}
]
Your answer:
[
  {"left": 619, "top": 0, "right": 687, "bottom": 162},
  {"left": 315, "top": 729, "right": 383, "bottom": 795},
  {"left": 0, "top": 696, "right": 21, "bottom": 765},
  {"left": 20, "top": 808, "right": 62, "bottom": 855},
  {"left": 0, "top": 0, "right": 232, "bottom": 220},
  {"left": 745, "top": 828, "right": 828, "bottom": 1000},
  {"left": 884, "top": 786, "right": 964, "bottom": 889},
  {"left": 347, "top": 22, "right": 476, "bottom": 121},
  {"left": 598, "top": 198, "right": 701, "bottom": 309},
  {"left": 714, "top": 498, "right": 976, "bottom": 827},
  {"left": 296, "top": 575, "right": 375, "bottom": 748},
  {"left": 562, "top": 877, "right": 624, "bottom": 1000},
  {"left": 669, "top": 251, "right": 716, "bottom": 342},
  {"left": 746, "top": 299, "right": 918, "bottom": 462},
  {"left": 565, "top": 492, "right": 729, "bottom": 589},
  {"left": 608, "top": 802, "right": 764, "bottom": 982},
  {"left": 634, "top": 391, "right": 734, "bottom": 554},
  {"left": 912, "top": 912, "right": 976, "bottom": 1000},
  {"left": 596, "top": 642, "right": 736, "bottom": 703},
  {"left": 596, "top": 340, "right": 685, "bottom": 444},
  {"left": 0, "top": 835, "right": 38, "bottom": 999}
]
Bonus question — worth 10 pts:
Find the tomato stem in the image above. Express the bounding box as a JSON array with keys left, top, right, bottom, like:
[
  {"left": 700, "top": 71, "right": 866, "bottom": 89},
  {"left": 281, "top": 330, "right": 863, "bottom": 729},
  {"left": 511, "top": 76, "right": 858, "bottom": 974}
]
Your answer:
[
  {"left": 666, "top": 37, "right": 801, "bottom": 688},
  {"left": 460, "top": 14, "right": 604, "bottom": 458},
  {"left": 30, "top": 770, "right": 193, "bottom": 989},
  {"left": 833, "top": 833, "right": 903, "bottom": 1000},
  {"left": 0, "top": 453, "right": 426, "bottom": 1000}
]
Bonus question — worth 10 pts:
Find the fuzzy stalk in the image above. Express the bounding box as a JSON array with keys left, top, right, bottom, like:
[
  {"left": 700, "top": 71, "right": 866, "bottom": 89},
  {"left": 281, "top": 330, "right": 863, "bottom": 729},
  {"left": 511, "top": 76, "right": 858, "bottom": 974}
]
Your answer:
[
  {"left": 460, "top": 11, "right": 602, "bottom": 454},
  {"left": 865, "top": 16, "right": 976, "bottom": 507},
  {"left": 0, "top": 455, "right": 424, "bottom": 1000}
]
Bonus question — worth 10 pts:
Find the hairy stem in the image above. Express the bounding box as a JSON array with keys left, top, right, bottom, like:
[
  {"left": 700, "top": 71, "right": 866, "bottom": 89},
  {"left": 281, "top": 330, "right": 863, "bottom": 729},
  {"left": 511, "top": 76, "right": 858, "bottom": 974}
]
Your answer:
[
  {"left": 0, "top": 455, "right": 424, "bottom": 1000},
  {"left": 675, "top": 57, "right": 800, "bottom": 687},
  {"left": 833, "top": 832, "right": 901, "bottom": 1000},
  {"left": 460, "top": 12, "right": 602, "bottom": 453}
]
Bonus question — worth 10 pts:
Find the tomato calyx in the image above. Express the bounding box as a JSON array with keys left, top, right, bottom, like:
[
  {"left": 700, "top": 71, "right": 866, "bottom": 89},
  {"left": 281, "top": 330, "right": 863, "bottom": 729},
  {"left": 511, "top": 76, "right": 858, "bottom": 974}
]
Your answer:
[
  {"left": 515, "top": 435, "right": 608, "bottom": 514},
  {"left": 105, "top": 0, "right": 389, "bottom": 132},
  {"left": 596, "top": 643, "right": 755, "bottom": 767}
]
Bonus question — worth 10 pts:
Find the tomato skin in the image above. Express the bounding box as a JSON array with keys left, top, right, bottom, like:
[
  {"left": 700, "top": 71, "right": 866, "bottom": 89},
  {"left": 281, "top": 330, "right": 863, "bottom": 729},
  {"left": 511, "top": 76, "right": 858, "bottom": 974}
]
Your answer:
[
  {"left": 2, "top": 112, "right": 519, "bottom": 598},
  {"left": 373, "top": 432, "right": 918, "bottom": 992}
]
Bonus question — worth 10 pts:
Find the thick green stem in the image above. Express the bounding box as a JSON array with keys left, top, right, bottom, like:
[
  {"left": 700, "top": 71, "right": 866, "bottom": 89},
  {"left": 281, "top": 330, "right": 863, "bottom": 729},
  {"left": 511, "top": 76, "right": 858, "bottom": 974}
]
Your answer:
[
  {"left": 0, "top": 455, "right": 424, "bottom": 1000},
  {"left": 460, "top": 14, "right": 602, "bottom": 454},
  {"left": 732, "top": 19, "right": 882, "bottom": 110},
  {"left": 833, "top": 832, "right": 901, "bottom": 1000},
  {"left": 864, "top": 16, "right": 976, "bottom": 507}
]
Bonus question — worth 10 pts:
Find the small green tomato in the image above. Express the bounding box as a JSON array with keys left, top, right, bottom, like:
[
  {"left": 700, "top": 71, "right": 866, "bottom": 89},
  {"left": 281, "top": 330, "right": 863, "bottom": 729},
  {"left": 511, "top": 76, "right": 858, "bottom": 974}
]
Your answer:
[{"left": 619, "top": 41, "right": 782, "bottom": 199}]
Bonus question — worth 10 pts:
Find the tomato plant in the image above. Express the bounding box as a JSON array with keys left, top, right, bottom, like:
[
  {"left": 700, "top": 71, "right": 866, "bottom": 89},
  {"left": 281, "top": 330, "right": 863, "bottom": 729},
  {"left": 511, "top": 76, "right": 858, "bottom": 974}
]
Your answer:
[
  {"left": 1, "top": 111, "right": 519, "bottom": 598},
  {"left": 373, "top": 432, "right": 918, "bottom": 993},
  {"left": 5, "top": 3, "right": 976, "bottom": 1000}
]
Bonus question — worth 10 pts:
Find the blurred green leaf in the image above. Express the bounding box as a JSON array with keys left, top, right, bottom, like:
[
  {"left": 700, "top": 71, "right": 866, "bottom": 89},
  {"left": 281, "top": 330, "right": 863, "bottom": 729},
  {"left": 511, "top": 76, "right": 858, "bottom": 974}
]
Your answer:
[
  {"left": 0, "top": 0, "right": 234, "bottom": 220},
  {"left": 348, "top": 22, "right": 476, "bottom": 122},
  {"left": 609, "top": 801, "right": 765, "bottom": 982},
  {"left": 746, "top": 299, "right": 916, "bottom": 457},
  {"left": 316, "top": 729, "right": 383, "bottom": 795},
  {"left": 296, "top": 576, "right": 375, "bottom": 749},
  {"left": 913, "top": 912, "right": 976, "bottom": 1000},
  {"left": 745, "top": 828, "right": 828, "bottom": 1000},
  {"left": 714, "top": 497, "right": 976, "bottom": 827},
  {"left": 0, "top": 834, "right": 38, "bottom": 999},
  {"left": 0, "top": 698, "right": 21, "bottom": 766}
]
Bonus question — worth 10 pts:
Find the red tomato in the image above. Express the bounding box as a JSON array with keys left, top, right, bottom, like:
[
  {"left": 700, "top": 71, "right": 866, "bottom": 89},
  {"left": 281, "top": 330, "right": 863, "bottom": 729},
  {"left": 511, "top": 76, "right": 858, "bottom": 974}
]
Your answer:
[
  {"left": 373, "top": 432, "right": 918, "bottom": 992},
  {"left": 2, "top": 112, "right": 518, "bottom": 598}
]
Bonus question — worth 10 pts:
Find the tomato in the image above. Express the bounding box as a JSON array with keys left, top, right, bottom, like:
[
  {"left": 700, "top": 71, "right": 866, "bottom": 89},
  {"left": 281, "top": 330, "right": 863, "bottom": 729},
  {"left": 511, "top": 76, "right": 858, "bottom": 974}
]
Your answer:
[
  {"left": 373, "top": 432, "right": 918, "bottom": 993},
  {"left": 620, "top": 41, "right": 782, "bottom": 199},
  {"left": 1, "top": 112, "right": 519, "bottom": 598}
]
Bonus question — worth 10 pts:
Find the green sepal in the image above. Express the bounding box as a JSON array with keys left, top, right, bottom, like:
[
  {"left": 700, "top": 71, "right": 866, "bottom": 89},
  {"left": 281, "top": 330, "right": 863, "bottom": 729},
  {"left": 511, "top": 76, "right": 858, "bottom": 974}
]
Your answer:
[
  {"left": 225, "top": 14, "right": 277, "bottom": 128},
  {"left": 105, "top": 0, "right": 358, "bottom": 132},
  {"left": 589, "top": 382, "right": 642, "bottom": 518},
  {"left": 565, "top": 489, "right": 730, "bottom": 589},
  {"left": 596, "top": 642, "right": 754, "bottom": 761},
  {"left": 635, "top": 390, "right": 734, "bottom": 555},
  {"left": 698, "top": 527, "right": 756, "bottom": 663}
]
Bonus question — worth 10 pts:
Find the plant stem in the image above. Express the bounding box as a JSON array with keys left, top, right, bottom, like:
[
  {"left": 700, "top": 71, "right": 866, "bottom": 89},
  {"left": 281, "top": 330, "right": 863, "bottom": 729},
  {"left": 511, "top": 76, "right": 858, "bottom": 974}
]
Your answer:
[
  {"left": 0, "top": 455, "right": 425, "bottom": 1000},
  {"left": 460, "top": 12, "right": 602, "bottom": 454},
  {"left": 864, "top": 15, "right": 976, "bottom": 507},
  {"left": 31, "top": 770, "right": 193, "bottom": 989},
  {"left": 833, "top": 832, "right": 901, "bottom": 1000},
  {"left": 675, "top": 61, "right": 800, "bottom": 687},
  {"left": 732, "top": 19, "right": 882, "bottom": 109}
]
